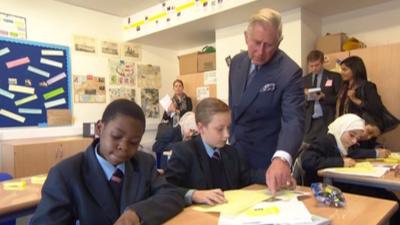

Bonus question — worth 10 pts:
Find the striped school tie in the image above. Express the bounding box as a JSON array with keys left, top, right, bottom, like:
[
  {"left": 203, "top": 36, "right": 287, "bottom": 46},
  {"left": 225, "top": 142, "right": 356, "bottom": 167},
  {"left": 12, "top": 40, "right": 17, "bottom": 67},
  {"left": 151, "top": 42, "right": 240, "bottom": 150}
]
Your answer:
[{"left": 110, "top": 168, "right": 124, "bottom": 204}]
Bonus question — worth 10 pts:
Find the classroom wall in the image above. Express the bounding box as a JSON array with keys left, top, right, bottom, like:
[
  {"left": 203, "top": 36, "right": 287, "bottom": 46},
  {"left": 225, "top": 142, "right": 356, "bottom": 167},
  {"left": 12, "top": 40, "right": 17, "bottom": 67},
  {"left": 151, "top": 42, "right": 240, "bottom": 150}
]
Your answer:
[
  {"left": 321, "top": 0, "right": 400, "bottom": 47},
  {"left": 0, "top": 0, "right": 179, "bottom": 151}
]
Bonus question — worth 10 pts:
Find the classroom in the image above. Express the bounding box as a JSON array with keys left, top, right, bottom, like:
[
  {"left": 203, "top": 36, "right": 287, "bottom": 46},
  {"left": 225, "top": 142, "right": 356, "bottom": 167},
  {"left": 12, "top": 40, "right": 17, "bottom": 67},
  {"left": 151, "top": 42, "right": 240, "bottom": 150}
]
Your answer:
[{"left": 1, "top": 0, "right": 400, "bottom": 224}]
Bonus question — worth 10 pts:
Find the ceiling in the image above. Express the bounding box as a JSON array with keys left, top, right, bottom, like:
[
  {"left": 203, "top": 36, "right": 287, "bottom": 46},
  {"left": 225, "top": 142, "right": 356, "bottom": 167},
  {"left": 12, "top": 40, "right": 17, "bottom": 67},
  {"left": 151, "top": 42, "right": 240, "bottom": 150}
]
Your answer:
[{"left": 53, "top": 0, "right": 392, "bottom": 50}]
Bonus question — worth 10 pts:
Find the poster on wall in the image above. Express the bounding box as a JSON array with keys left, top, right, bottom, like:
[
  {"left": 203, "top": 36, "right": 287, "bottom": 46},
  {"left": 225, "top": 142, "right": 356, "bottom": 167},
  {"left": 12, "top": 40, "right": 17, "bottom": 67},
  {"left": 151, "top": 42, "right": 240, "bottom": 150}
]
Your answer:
[
  {"left": 0, "top": 12, "right": 27, "bottom": 39},
  {"left": 101, "top": 40, "right": 119, "bottom": 56},
  {"left": 109, "top": 59, "right": 136, "bottom": 86},
  {"left": 0, "top": 36, "right": 71, "bottom": 127},
  {"left": 121, "top": 42, "right": 141, "bottom": 60},
  {"left": 73, "top": 35, "right": 97, "bottom": 54},
  {"left": 109, "top": 87, "right": 135, "bottom": 102},
  {"left": 73, "top": 74, "right": 106, "bottom": 103},
  {"left": 137, "top": 64, "right": 161, "bottom": 88},
  {"left": 141, "top": 88, "right": 159, "bottom": 118}
]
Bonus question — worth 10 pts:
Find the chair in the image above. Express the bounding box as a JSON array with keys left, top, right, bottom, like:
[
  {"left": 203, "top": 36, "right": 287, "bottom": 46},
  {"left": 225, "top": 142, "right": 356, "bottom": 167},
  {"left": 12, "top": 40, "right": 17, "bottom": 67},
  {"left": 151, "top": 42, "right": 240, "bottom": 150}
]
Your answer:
[
  {"left": 291, "top": 143, "right": 310, "bottom": 186},
  {"left": 0, "top": 172, "right": 16, "bottom": 225}
]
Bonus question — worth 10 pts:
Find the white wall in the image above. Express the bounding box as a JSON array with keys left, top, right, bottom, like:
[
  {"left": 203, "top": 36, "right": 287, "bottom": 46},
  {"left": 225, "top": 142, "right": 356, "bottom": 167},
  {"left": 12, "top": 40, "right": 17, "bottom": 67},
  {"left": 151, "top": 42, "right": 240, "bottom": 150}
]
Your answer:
[
  {"left": 322, "top": 0, "right": 400, "bottom": 47},
  {"left": 300, "top": 8, "right": 321, "bottom": 72},
  {"left": 0, "top": 0, "right": 178, "bottom": 148}
]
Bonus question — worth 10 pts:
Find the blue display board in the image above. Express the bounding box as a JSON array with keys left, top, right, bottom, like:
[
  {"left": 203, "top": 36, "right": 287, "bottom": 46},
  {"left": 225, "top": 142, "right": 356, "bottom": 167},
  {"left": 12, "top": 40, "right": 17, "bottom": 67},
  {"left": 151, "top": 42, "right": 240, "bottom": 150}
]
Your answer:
[{"left": 0, "top": 36, "right": 71, "bottom": 127}]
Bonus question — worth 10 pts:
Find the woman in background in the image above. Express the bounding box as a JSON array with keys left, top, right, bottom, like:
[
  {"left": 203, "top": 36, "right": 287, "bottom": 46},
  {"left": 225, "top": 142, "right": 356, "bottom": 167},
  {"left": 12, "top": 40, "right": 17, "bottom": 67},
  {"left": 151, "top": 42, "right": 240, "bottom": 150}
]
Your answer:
[
  {"left": 162, "top": 79, "right": 193, "bottom": 123},
  {"left": 336, "top": 56, "right": 384, "bottom": 129}
]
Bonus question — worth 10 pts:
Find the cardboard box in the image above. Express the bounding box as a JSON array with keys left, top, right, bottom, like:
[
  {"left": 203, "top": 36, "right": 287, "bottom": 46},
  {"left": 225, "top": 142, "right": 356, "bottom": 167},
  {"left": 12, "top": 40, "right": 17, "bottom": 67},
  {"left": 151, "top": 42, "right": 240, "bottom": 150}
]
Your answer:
[
  {"left": 198, "top": 52, "right": 216, "bottom": 72},
  {"left": 316, "top": 33, "right": 348, "bottom": 54},
  {"left": 178, "top": 52, "right": 198, "bottom": 75}
]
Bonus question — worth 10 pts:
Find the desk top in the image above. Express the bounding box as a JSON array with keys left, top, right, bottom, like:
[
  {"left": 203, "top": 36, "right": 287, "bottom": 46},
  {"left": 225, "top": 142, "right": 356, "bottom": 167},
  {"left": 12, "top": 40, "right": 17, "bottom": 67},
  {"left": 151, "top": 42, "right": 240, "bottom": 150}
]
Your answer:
[
  {"left": 164, "top": 184, "right": 398, "bottom": 225},
  {"left": 318, "top": 169, "right": 400, "bottom": 191},
  {"left": 0, "top": 175, "right": 43, "bottom": 215}
]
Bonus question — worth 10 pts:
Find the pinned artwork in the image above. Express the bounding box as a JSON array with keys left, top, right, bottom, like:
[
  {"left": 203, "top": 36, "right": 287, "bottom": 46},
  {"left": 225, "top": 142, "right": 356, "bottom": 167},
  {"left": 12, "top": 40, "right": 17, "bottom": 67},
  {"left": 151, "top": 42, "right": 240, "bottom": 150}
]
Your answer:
[
  {"left": 109, "top": 59, "right": 136, "bottom": 86},
  {"left": 73, "top": 75, "right": 106, "bottom": 103}
]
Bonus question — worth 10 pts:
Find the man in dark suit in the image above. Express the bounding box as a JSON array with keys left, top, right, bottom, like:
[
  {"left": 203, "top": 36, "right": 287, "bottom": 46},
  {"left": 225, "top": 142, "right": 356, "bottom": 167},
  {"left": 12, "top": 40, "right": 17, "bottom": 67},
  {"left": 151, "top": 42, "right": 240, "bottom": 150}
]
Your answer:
[
  {"left": 31, "top": 99, "right": 184, "bottom": 225},
  {"left": 303, "top": 50, "right": 342, "bottom": 144},
  {"left": 229, "top": 8, "right": 304, "bottom": 194},
  {"left": 165, "top": 98, "right": 256, "bottom": 205}
]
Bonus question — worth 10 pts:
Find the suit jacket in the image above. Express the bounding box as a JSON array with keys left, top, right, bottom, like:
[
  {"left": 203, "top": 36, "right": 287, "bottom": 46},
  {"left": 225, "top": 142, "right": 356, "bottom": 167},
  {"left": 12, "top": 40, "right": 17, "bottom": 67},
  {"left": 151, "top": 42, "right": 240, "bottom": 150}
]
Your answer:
[
  {"left": 164, "top": 136, "right": 254, "bottom": 195},
  {"left": 31, "top": 140, "right": 184, "bottom": 225},
  {"left": 303, "top": 69, "right": 341, "bottom": 132},
  {"left": 301, "top": 134, "right": 375, "bottom": 185},
  {"left": 229, "top": 50, "right": 305, "bottom": 170},
  {"left": 337, "top": 81, "right": 384, "bottom": 128}
]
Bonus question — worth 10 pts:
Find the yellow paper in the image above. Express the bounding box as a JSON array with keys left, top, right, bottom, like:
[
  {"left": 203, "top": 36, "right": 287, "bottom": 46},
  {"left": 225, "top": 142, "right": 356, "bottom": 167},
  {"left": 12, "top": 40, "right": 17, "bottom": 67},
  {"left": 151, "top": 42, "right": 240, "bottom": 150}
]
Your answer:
[
  {"left": 3, "top": 180, "right": 27, "bottom": 190},
  {"left": 192, "top": 190, "right": 268, "bottom": 214},
  {"left": 246, "top": 205, "right": 279, "bottom": 217},
  {"left": 31, "top": 175, "right": 47, "bottom": 184},
  {"left": 333, "top": 162, "right": 375, "bottom": 173}
]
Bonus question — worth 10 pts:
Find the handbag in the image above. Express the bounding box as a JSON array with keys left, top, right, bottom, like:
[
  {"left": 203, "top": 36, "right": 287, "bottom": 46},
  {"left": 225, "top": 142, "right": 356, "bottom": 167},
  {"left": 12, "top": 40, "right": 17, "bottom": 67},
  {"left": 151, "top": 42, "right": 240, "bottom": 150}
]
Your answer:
[{"left": 359, "top": 82, "right": 399, "bottom": 132}]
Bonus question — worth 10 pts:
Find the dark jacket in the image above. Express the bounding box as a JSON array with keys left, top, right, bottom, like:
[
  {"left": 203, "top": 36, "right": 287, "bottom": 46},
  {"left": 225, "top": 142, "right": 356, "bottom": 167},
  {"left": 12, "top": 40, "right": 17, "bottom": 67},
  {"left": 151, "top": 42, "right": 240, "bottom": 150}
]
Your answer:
[{"left": 31, "top": 140, "right": 185, "bottom": 225}]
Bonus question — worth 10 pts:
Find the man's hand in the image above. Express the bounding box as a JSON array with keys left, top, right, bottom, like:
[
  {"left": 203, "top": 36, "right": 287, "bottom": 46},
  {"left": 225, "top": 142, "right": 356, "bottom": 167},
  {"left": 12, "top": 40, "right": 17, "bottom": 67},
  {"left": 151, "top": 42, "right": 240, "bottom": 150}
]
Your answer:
[
  {"left": 114, "top": 209, "right": 140, "bottom": 225},
  {"left": 376, "top": 148, "right": 391, "bottom": 158},
  {"left": 192, "top": 189, "right": 227, "bottom": 205},
  {"left": 343, "top": 157, "right": 356, "bottom": 167},
  {"left": 266, "top": 158, "right": 292, "bottom": 194}
]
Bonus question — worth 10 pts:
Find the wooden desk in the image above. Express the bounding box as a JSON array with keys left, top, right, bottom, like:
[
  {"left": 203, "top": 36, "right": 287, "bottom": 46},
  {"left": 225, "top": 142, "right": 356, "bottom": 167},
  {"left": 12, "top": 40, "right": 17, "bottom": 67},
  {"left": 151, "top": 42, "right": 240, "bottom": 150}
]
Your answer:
[
  {"left": 318, "top": 169, "right": 400, "bottom": 191},
  {"left": 0, "top": 175, "right": 44, "bottom": 222},
  {"left": 164, "top": 184, "right": 398, "bottom": 225}
]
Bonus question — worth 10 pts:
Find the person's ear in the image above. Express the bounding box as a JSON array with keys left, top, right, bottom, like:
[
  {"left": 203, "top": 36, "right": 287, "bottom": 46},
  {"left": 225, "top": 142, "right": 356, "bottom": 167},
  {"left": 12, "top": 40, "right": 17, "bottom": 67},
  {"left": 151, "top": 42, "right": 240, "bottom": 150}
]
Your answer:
[
  {"left": 96, "top": 121, "right": 104, "bottom": 136},
  {"left": 197, "top": 122, "right": 206, "bottom": 135},
  {"left": 244, "top": 31, "right": 249, "bottom": 45}
]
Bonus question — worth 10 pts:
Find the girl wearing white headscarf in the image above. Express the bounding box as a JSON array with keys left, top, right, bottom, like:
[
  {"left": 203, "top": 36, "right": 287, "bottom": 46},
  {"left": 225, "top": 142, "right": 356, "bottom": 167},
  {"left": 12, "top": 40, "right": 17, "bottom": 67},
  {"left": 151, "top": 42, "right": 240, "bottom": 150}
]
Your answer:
[{"left": 301, "top": 113, "right": 365, "bottom": 185}]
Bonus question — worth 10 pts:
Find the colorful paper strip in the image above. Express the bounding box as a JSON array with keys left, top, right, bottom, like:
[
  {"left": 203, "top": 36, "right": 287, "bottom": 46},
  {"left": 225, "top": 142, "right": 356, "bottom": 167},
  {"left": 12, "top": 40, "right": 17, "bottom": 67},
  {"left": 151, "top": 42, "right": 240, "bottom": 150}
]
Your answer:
[
  {"left": 27, "top": 65, "right": 50, "bottom": 78},
  {"left": 15, "top": 94, "right": 37, "bottom": 106},
  {"left": 9, "top": 84, "right": 35, "bottom": 94},
  {"left": 43, "top": 87, "right": 64, "bottom": 100},
  {"left": 0, "top": 109, "right": 26, "bottom": 123}
]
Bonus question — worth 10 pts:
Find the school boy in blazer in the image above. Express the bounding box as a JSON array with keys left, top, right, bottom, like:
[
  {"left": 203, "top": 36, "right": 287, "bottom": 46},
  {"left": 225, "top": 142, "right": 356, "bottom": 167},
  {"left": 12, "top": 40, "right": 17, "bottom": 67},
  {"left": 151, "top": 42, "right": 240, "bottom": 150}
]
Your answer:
[
  {"left": 165, "top": 98, "right": 259, "bottom": 205},
  {"left": 31, "top": 99, "right": 184, "bottom": 225}
]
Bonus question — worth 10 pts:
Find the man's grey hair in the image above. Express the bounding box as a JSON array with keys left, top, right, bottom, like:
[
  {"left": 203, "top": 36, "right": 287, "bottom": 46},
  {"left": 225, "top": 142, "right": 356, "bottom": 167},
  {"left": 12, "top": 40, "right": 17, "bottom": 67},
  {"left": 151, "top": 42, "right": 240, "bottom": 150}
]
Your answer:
[{"left": 247, "top": 8, "right": 283, "bottom": 43}]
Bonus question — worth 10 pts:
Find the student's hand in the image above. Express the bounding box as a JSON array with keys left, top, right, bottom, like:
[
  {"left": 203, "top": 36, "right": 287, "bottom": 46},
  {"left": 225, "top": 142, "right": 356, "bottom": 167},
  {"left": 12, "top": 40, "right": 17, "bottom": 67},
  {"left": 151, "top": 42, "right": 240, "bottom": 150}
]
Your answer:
[
  {"left": 167, "top": 103, "right": 177, "bottom": 113},
  {"left": 192, "top": 189, "right": 227, "bottom": 205},
  {"left": 266, "top": 158, "right": 292, "bottom": 195},
  {"left": 343, "top": 157, "right": 356, "bottom": 167},
  {"left": 376, "top": 148, "right": 391, "bottom": 158},
  {"left": 114, "top": 209, "right": 140, "bottom": 225}
]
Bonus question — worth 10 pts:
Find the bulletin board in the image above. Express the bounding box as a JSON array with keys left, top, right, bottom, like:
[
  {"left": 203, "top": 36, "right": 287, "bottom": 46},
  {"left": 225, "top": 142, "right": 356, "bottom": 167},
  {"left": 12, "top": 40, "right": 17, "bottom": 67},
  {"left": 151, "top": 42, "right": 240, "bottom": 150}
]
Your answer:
[
  {"left": 0, "top": 36, "right": 71, "bottom": 127},
  {"left": 178, "top": 72, "right": 216, "bottom": 108}
]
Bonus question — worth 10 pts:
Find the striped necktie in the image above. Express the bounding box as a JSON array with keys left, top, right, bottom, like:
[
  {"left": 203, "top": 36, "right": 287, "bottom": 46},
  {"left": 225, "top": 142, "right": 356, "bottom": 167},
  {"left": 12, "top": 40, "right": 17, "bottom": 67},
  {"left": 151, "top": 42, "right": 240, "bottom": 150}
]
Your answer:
[
  {"left": 212, "top": 151, "right": 221, "bottom": 160},
  {"left": 110, "top": 168, "right": 124, "bottom": 204}
]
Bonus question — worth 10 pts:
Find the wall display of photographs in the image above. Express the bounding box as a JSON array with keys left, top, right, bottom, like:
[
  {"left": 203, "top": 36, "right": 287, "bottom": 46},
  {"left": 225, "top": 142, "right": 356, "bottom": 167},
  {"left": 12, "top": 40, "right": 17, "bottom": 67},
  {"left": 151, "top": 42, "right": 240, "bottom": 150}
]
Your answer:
[
  {"left": 137, "top": 64, "right": 161, "bottom": 89},
  {"left": 101, "top": 40, "right": 119, "bottom": 56},
  {"left": 0, "top": 12, "right": 27, "bottom": 39},
  {"left": 109, "top": 59, "right": 135, "bottom": 86},
  {"left": 141, "top": 88, "right": 159, "bottom": 118},
  {"left": 73, "top": 75, "right": 106, "bottom": 103},
  {"left": 121, "top": 43, "right": 141, "bottom": 60},
  {"left": 109, "top": 87, "right": 136, "bottom": 102},
  {"left": 73, "top": 35, "right": 96, "bottom": 54}
]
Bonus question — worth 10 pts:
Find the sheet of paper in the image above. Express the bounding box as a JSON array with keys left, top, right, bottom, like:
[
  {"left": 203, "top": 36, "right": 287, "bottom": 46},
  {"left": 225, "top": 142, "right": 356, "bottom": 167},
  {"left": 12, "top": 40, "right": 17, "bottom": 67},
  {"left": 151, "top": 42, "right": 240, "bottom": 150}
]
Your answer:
[
  {"left": 322, "top": 162, "right": 389, "bottom": 177},
  {"left": 31, "top": 175, "right": 47, "bottom": 184},
  {"left": 219, "top": 200, "right": 313, "bottom": 225},
  {"left": 159, "top": 94, "right": 172, "bottom": 111},
  {"left": 192, "top": 190, "right": 269, "bottom": 214},
  {"left": 2, "top": 180, "right": 27, "bottom": 191}
]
